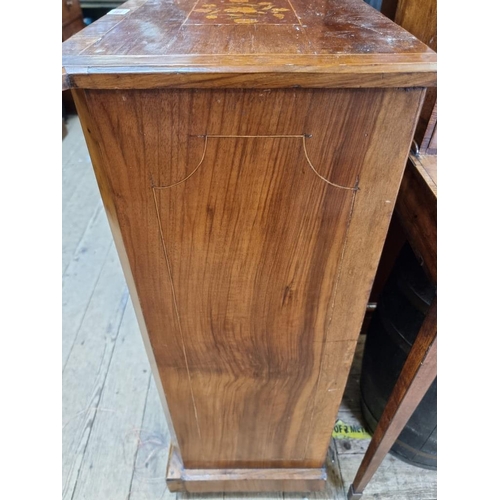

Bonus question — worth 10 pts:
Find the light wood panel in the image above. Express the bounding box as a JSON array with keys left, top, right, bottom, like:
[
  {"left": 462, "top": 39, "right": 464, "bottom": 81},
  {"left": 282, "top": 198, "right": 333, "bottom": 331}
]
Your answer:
[
  {"left": 62, "top": 115, "right": 437, "bottom": 498},
  {"left": 72, "top": 86, "right": 424, "bottom": 486},
  {"left": 167, "top": 448, "right": 327, "bottom": 492},
  {"left": 63, "top": 2, "right": 434, "bottom": 490}
]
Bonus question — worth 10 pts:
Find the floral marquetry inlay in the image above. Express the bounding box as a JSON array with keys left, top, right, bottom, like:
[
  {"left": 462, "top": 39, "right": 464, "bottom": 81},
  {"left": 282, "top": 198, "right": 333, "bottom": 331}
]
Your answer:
[{"left": 186, "top": 0, "right": 300, "bottom": 25}]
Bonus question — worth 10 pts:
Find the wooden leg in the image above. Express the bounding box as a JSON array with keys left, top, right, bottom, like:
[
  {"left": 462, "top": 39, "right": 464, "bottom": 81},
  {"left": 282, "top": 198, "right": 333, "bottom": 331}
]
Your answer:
[{"left": 347, "top": 298, "right": 437, "bottom": 499}]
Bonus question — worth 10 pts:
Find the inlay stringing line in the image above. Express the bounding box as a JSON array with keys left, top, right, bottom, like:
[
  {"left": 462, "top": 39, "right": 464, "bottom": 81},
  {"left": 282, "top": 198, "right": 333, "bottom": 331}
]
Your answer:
[{"left": 153, "top": 134, "right": 360, "bottom": 191}]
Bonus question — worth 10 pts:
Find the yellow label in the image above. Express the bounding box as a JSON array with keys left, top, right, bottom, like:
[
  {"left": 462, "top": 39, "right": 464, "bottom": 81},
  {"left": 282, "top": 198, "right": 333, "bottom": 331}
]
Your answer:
[{"left": 332, "top": 419, "right": 371, "bottom": 440}]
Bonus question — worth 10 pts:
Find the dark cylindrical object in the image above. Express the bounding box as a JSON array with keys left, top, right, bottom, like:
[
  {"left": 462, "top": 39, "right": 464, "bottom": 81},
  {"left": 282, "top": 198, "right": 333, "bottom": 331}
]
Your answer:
[{"left": 360, "top": 243, "right": 437, "bottom": 469}]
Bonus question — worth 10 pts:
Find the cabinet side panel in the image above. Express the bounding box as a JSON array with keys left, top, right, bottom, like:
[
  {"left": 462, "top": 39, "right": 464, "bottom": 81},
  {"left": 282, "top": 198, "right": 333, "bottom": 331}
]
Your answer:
[
  {"left": 302, "top": 87, "right": 426, "bottom": 462},
  {"left": 71, "top": 89, "right": 181, "bottom": 451},
  {"left": 76, "top": 87, "right": 424, "bottom": 469}
]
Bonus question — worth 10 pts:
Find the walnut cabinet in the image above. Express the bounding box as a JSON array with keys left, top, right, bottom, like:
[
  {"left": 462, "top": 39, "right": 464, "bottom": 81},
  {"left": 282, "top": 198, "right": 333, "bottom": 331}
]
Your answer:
[{"left": 62, "top": 0, "right": 436, "bottom": 492}]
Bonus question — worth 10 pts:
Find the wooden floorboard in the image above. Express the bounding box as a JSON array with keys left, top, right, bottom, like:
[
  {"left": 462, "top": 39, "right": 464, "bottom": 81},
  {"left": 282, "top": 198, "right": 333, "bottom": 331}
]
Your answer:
[
  {"left": 129, "top": 374, "right": 176, "bottom": 500},
  {"left": 71, "top": 300, "right": 152, "bottom": 500},
  {"left": 336, "top": 454, "right": 437, "bottom": 500},
  {"left": 61, "top": 208, "right": 114, "bottom": 368},
  {"left": 62, "top": 117, "right": 93, "bottom": 208},
  {"left": 62, "top": 173, "right": 101, "bottom": 274},
  {"left": 62, "top": 247, "right": 129, "bottom": 499},
  {"left": 62, "top": 116, "right": 437, "bottom": 500}
]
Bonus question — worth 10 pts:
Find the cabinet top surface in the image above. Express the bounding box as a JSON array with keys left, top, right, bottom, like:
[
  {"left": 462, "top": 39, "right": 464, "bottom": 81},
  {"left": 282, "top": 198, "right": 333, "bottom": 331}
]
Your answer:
[{"left": 62, "top": 0, "right": 436, "bottom": 89}]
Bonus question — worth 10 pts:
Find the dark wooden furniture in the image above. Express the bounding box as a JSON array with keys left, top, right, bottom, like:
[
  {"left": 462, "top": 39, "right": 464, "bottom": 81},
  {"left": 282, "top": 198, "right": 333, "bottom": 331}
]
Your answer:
[
  {"left": 63, "top": 0, "right": 85, "bottom": 115},
  {"left": 62, "top": 0, "right": 85, "bottom": 41},
  {"left": 62, "top": 0, "right": 436, "bottom": 492},
  {"left": 347, "top": 2, "right": 437, "bottom": 495},
  {"left": 80, "top": 0, "right": 121, "bottom": 8},
  {"left": 348, "top": 153, "right": 437, "bottom": 499},
  {"left": 365, "top": 0, "right": 437, "bottom": 302},
  {"left": 62, "top": 119, "right": 68, "bottom": 140},
  {"left": 393, "top": 0, "right": 437, "bottom": 154}
]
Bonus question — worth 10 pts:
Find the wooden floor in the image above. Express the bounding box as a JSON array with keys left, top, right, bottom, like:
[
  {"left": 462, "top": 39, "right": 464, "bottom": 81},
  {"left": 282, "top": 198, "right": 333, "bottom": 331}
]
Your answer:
[{"left": 62, "top": 115, "right": 437, "bottom": 500}]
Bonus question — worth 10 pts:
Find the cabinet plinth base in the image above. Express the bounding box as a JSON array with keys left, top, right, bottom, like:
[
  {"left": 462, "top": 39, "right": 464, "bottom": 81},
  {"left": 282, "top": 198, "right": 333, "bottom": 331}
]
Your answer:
[{"left": 166, "top": 447, "right": 327, "bottom": 493}]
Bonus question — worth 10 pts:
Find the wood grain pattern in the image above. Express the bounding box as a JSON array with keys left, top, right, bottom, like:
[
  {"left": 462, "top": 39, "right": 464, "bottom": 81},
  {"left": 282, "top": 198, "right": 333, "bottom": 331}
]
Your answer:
[
  {"left": 427, "top": 123, "right": 437, "bottom": 153},
  {"left": 62, "top": 0, "right": 85, "bottom": 41},
  {"left": 63, "top": 114, "right": 438, "bottom": 499},
  {"left": 413, "top": 153, "right": 437, "bottom": 195},
  {"left": 394, "top": 0, "right": 436, "bottom": 51},
  {"left": 72, "top": 85, "right": 424, "bottom": 485},
  {"left": 64, "top": 3, "right": 433, "bottom": 489},
  {"left": 71, "top": 88, "right": 182, "bottom": 455},
  {"left": 347, "top": 149, "right": 437, "bottom": 498},
  {"left": 167, "top": 447, "right": 327, "bottom": 492},
  {"left": 65, "top": 68, "right": 436, "bottom": 90},
  {"left": 418, "top": 101, "right": 437, "bottom": 155},
  {"left": 395, "top": 154, "right": 437, "bottom": 283},
  {"left": 63, "top": 18, "right": 86, "bottom": 41},
  {"left": 62, "top": 0, "right": 436, "bottom": 89},
  {"left": 394, "top": 0, "right": 437, "bottom": 152}
]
